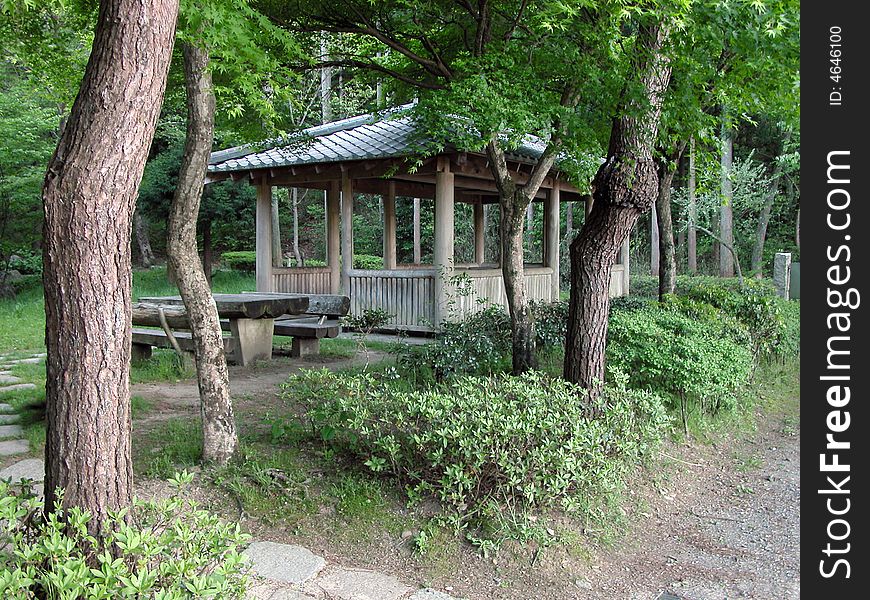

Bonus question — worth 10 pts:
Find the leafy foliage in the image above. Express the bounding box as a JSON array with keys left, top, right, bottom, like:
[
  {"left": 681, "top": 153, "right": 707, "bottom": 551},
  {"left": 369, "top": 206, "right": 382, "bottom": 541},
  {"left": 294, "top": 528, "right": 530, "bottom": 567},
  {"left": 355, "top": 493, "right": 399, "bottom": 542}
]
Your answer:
[
  {"left": 0, "top": 475, "right": 250, "bottom": 599},
  {"left": 285, "top": 368, "right": 669, "bottom": 546}
]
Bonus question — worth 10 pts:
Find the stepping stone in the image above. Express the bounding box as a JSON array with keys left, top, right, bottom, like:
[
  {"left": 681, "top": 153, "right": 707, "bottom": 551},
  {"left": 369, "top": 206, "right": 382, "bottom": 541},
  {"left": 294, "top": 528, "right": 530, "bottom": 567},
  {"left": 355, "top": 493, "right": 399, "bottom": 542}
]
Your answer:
[
  {"left": 247, "top": 581, "right": 316, "bottom": 600},
  {"left": 0, "top": 458, "right": 44, "bottom": 483},
  {"left": 314, "top": 567, "right": 413, "bottom": 600},
  {"left": 0, "top": 403, "right": 13, "bottom": 413},
  {"left": 0, "top": 374, "right": 21, "bottom": 384},
  {"left": 1, "top": 358, "right": 41, "bottom": 365},
  {"left": 0, "top": 383, "right": 36, "bottom": 394},
  {"left": 411, "top": 590, "right": 462, "bottom": 600},
  {"left": 243, "top": 542, "right": 326, "bottom": 585},
  {"left": 0, "top": 414, "right": 20, "bottom": 424},
  {"left": 0, "top": 424, "right": 24, "bottom": 438},
  {"left": 0, "top": 439, "right": 28, "bottom": 456}
]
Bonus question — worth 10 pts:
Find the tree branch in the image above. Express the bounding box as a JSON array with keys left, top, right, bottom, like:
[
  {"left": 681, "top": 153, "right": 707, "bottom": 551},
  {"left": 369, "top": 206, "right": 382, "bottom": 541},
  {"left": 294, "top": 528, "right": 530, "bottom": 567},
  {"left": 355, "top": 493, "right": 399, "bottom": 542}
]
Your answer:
[{"left": 697, "top": 226, "right": 744, "bottom": 288}]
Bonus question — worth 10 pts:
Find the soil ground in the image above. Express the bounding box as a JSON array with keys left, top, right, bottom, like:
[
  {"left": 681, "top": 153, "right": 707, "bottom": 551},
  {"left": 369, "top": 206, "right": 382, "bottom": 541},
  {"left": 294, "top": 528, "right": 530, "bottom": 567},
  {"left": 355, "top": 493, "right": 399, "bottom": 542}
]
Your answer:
[{"left": 129, "top": 355, "right": 800, "bottom": 600}]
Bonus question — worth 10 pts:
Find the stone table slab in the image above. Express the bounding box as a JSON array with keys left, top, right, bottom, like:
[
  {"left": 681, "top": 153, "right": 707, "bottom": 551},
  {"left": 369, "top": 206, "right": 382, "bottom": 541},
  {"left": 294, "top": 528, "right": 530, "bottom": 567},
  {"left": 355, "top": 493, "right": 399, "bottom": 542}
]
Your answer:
[{"left": 243, "top": 542, "right": 326, "bottom": 585}]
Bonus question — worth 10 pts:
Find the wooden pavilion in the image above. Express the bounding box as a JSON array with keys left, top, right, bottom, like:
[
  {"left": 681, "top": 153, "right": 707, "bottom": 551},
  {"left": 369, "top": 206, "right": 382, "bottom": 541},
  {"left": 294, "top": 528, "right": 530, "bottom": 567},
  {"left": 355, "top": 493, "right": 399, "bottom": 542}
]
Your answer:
[{"left": 206, "top": 105, "right": 629, "bottom": 331}]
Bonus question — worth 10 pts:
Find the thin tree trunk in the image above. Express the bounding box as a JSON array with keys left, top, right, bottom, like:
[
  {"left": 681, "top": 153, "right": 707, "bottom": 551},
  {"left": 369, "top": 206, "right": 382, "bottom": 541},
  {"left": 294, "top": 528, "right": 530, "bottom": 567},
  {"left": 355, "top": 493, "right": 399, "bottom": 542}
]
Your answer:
[
  {"left": 719, "top": 116, "right": 734, "bottom": 277},
  {"left": 271, "top": 187, "right": 282, "bottom": 267},
  {"left": 320, "top": 34, "right": 332, "bottom": 123},
  {"left": 566, "top": 201, "right": 573, "bottom": 238},
  {"left": 166, "top": 41, "right": 237, "bottom": 466},
  {"left": 413, "top": 197, "right": 421, "bottom": 264},
  {"left": 565, "top": 20, "right": 673, "bottom": 392},
  {"left": 501, "top": 189, "right": 536, "bottom": 372},
  {"left": 687, "top": 137, "right": 697, "bottom": 274},
  {"left": 41, "top": 0, "right": 178, "bottom": 532},
  {"left": 656, "top": 144, "right": 685, "bottom": 299},
  {"left": 650, "top": 203, "right": 660, "bottom": 276},
  {"left": 291, "top": 187, "right": 303, "bottom": 266},
  {"left": 134, "top": 208, "right": 155, "bottom": 267},
  {"left": 751, "top": 164, "right": 782, "bottom": 276}
]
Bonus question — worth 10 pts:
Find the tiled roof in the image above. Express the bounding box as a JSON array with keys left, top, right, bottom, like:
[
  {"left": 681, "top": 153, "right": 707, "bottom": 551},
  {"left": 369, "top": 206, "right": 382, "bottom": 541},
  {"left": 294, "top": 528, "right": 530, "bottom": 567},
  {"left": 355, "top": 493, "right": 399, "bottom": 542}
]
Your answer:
[{"left": 208, "top": 104, "right": 549, "bottom": 173}]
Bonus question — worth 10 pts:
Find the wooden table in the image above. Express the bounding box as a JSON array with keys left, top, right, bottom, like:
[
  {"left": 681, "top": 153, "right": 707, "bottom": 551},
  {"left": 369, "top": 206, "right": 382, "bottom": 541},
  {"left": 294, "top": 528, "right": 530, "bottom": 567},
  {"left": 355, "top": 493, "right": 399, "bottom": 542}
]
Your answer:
[{"left": 138, "top": 293, "right": 310, "bottom": 365}]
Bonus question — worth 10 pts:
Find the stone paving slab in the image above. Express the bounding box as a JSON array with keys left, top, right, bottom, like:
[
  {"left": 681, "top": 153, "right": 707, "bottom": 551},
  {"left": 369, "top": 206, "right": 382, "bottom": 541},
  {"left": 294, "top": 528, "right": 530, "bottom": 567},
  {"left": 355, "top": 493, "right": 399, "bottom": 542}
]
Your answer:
[
  {"left": 312, "top": 567, "right": 413, "bottom": 600},
  {"left": 0, "top": 459, "right": 44, "bottom": 483},
  {"left": 0, "top": 403, "right": 13, "bottom": 413},
  {"left": 243, "top": 542, "right": 326, "bottom": 585},
  {"left": 0, "top": 424, "right": 23, "bottom": 437},
  {"left": 247, "top": 581, "right": 318, "bottom": 600},
  {"left": 0, "top": 439, "right": 28, "bottom": 456},
  {"left": 0, "top": 414, "right": 20, "bottom": 424},
  {"left": 0, "top": 374, "right": 21, "bottom": 384},
  {"left": 0, "top": 383, "right": 37, "bottom": 393},
  {"left": 0, "top": 357, "right": 42, "bottom": 365}
]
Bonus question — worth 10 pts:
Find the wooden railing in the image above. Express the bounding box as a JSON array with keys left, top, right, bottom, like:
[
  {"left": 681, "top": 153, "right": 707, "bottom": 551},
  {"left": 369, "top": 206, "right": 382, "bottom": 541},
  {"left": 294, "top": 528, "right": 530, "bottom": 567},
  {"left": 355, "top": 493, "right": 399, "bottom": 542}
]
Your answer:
[
  {"left": 348, "top": 268, "right": 437, "bottom": 330},
  {"left": 271, "top": 267, "right": 332, "bottom": 294},
  {"left": 452, "top": 266, "right": 555, "bottom": 317}
]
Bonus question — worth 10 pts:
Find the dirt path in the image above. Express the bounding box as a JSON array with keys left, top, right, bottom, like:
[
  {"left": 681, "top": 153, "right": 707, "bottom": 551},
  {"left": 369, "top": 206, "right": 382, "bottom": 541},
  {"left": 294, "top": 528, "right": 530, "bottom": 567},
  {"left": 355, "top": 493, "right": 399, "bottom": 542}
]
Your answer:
[{"left": 589, "top": 417, "right": 800, "bottom": 599}]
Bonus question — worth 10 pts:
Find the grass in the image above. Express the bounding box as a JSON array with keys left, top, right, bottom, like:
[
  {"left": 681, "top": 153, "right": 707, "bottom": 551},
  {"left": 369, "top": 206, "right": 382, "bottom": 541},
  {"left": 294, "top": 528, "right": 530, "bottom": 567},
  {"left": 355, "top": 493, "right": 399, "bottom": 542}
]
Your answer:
[{"left": 135, "top": 418, "right": 203, "bottom": 479}]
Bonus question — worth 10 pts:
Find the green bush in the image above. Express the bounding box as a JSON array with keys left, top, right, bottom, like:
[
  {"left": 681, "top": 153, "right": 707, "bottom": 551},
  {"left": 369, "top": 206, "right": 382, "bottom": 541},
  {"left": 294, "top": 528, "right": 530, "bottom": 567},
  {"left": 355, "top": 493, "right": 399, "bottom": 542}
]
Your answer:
[
  {"left": 776, "top": 299, "right": 800, "bottom": 358},
  {"left": 286, "top": 368, "right": 669, "bottom": 543},
  {"left": 352, "top": 254, "right": 383, "bottom": 270},
  {"left": 0, "top": 474, "right": 249, "bottom": 599},
  {"left": 607, "top": 306, "right": 753, "bottom": 420},
  {"left": 6, "top": 251, "right": 42, "bottom": 275},
  {"left": 220, "top": 250, "right": 256, "bottom": 272}
]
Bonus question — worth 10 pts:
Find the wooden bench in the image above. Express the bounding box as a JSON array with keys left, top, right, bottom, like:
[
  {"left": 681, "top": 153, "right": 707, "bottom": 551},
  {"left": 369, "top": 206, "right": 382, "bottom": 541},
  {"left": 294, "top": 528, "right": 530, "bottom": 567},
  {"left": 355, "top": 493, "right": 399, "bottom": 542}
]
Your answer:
[{"left": 131, "top": 327, "right": 235, "bottom": 362}]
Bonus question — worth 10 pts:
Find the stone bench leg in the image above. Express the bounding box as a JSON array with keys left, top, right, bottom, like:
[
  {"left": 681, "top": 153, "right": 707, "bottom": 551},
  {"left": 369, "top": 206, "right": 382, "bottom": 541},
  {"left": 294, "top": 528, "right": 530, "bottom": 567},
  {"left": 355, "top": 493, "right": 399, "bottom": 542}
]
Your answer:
[
  {"left": 131, "top": 343, "right": 152, "bottom": 362},
  {"left": 230, "top": 318, "right": 274, "bottom": 366},
  {"left": 291, "top": 337, "right": 320, "bottom": 358}
]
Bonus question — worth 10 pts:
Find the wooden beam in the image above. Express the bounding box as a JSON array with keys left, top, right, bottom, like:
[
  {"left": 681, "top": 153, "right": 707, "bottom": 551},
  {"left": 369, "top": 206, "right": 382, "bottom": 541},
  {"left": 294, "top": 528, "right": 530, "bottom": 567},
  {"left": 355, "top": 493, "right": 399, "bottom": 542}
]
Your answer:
[
  {"left": 340, "top": 172, "right": 354, "bottom": 294},
  {"left": 326, "top": 181, "right": 341, "bottom": 294},
  {"left": 255, "top": 180, "right": 273, "bottom": 292},
  {"left": 383, "top": 181, "right": 397, "bottom": 269}
]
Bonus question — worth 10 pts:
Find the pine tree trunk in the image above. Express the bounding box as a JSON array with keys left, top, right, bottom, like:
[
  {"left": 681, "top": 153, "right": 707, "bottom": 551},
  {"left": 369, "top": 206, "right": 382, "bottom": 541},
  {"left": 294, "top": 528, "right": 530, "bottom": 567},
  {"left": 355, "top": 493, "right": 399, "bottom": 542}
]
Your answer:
[
  {"left": 166, "top": 41, "right": 238, "bottom": 466},
  {"left": 134, "top": 208, "right": 155, "bottom": 267},
  {"left": 719, "top": 117, "right": 735, "bottom": 277},
  {"left": 565, "top": 20, "right": 672, "bottom": 392},
  {"left": 687, "top": 137, "right": 698, "bottom": 274},
  {"left": 41, "top": 0, "right": 178, "bottom": 531}
]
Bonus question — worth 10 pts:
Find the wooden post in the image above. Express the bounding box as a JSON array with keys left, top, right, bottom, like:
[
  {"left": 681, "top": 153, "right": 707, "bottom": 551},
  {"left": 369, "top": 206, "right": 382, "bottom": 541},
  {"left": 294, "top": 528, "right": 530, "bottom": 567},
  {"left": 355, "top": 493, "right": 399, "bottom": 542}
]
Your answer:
[
  {"left": 545, "top": 185, "right": 560, "bottom": 300},
  {"left": 473, "top": 200, "right": 485, "bottom": 265},
  {"left": 255, "top": 180, "right": 273, "bottom": 292},
  {"left": 412, "top": 197, "right": 421, "bottom": 264},
  {"left": 326, "top": 181, "right": 340, "bottom": 294},
  {"left": 383, "top": 181, "right": 397, "bottom": 269},
  {"left": 270, "top": 186, "right": 282, "bottom": 267},
  {"left": 433, "top": 164, "right": 454, "bottom": 325},
  {"left": 340, "top": 172, "right": 354, "bottom": 294}
]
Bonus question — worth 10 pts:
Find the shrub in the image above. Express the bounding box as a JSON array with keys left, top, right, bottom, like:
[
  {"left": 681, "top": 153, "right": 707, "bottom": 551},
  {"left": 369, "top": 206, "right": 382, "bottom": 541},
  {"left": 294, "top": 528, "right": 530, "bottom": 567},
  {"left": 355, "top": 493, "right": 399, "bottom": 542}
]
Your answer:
[
  {"left": 6, "top": 251, "right": 43, "bottom": 275},
  {"left": 220, "top": 250, "right": 256, "bottom": 272},
  {"left": 352, "top": 254, "right": 383, "bottom": 270},
  {"left": 0, "top": 474, "right": 249, "bottom": 599},
  {"left": 776, "top": 299, "right": 800, "bottom": 358},
  {"left": 286, "top": 368, "right": 669, "bottom": 544},
  {"left": 607, "top": 306, "right": 752, "bottom": 429}
]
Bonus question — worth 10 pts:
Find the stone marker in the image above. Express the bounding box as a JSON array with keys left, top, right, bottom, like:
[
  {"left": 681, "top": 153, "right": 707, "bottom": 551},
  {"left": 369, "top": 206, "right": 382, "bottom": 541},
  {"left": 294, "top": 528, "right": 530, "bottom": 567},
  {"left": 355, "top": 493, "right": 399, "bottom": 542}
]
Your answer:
[
  {"left": 0, "top": 383, "right": 37, "bottom": 393},
  {"left": 0, "top": 439, "right": 28, "bottom": 456},
  {"left": 773, "top": 252, "right": 792, "bottom": 299},
  {"left": 314, "top": 567, "right": 413, "bottom": 600},
  {"left": 0, "top": 458, "right": 44, "bottom": 483},
  {"left": 0, "top": 424, "right": 24, "bottom": 438},
  {"left": 242, "top": 542, "right": 326, "bottom": 585}
]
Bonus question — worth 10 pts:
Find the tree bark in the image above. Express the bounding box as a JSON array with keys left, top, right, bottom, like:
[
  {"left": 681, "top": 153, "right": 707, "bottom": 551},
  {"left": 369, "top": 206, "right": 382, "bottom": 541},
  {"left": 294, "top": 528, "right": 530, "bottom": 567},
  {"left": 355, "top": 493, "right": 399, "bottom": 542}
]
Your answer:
[
  {"left": 719, "top": 116, "right": 735, "bottom": 277},
  {"left": 41, "top": 0, "right": 178, "bottom": 531},
  {"left": 751, "top": 164, "right": 782, "bottom": 277},
  {"left": 501, "top": 187, "right": 537, "bottom": 372},
  {"left": 687, "top": 137, "right": 698, "bottom": 274},
  {"left": 166, "top": 41, "right": 238, "bottom": 466},
  {"left": 320, "top": 33, "right": 332, "bottom": 123},
  {"left": 133, "top": 208, "right": 155, "bottom": 268},
  {"left": 656, "top": 144, "right": 685, "bottom": 299},
  {"left": 565, "top": 20, "right": 673, "bottom": 392}
]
